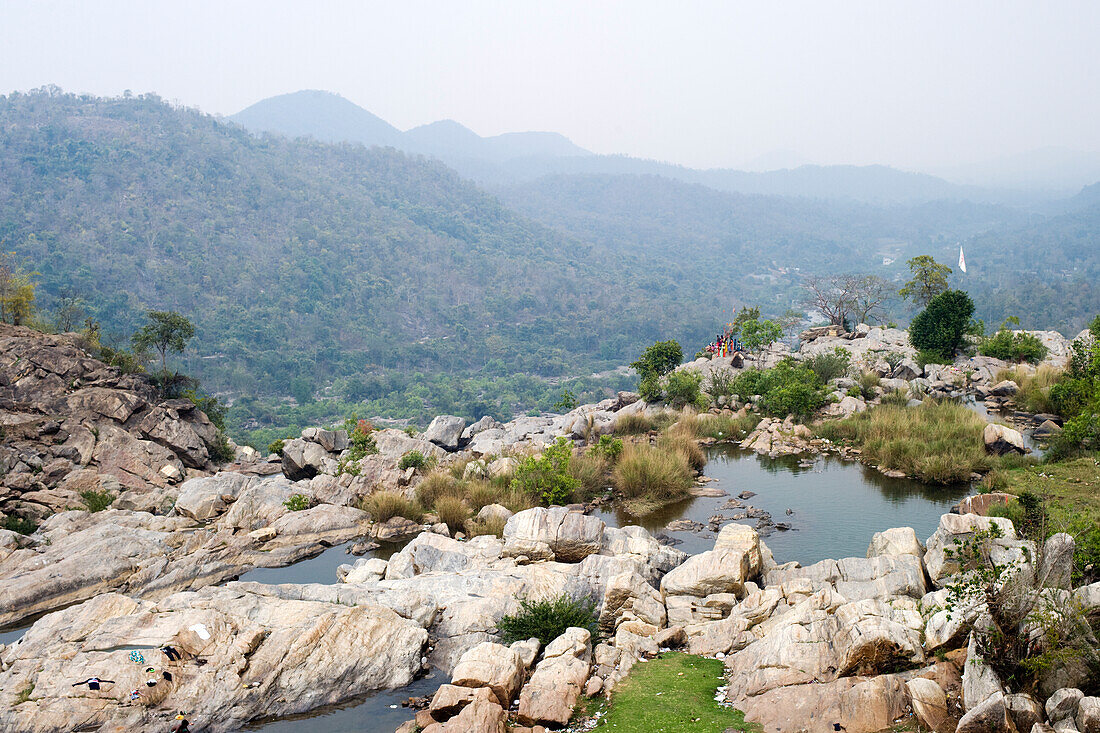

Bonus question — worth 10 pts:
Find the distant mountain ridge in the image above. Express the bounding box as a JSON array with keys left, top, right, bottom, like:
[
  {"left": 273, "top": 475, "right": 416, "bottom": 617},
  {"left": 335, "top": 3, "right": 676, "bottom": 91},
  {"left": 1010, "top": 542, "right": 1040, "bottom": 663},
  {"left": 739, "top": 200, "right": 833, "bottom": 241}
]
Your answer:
[
  {"left": 231, "top": 90, "right": 590, "bottom": 165},
  {"left": 231, "top": 90, "right": 1022, "bottom": 205}
]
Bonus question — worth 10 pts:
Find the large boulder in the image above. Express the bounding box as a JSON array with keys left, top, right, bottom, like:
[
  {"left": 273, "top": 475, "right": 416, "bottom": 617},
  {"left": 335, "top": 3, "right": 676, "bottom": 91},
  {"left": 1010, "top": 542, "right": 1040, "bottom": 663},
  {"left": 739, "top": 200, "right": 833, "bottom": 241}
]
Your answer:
[
  {"left": 906, "top": 677, "right": 950, "bottom": 732},
  {"left": 449, "top": 642, "right": 526, "bottom": 706},
  {"left": 281, "top": 438, "right": 330, "bottom": 480},
  {"left": 174, "top": 472, "right": 255, "bottom": 520},
  {"left": 924, "top": 513, "right": 1029, "bottom": 588},
  {"left": 1078, "top": 697, "right": 1100, "bottom": 733},
  {"left": 516, "top": 628, "right": 592, "bottom": 727},
  {"left": 984, "top": 423, "right": 1028, "bottom": 455},
  {"left": 660, "top": 548, "right": 751, "bottom": 598},
  {"left": 867, "top": 526, "right": 924, "bottom": 558},
  {"left": 962, "top": 633, "right": 1005, "bottom": 711},
  {"left": 956, "top": 692, "right": 1017, "bottom": 733},
  {"left": 503, "top": 507, "right": 605, "bottom": 562},
  {"left": 423, "top": 416, "right": 466, "bottom": 451},
  {"left": 0, "top": 585, "right": 427, "bottom": 733},
  {"left": 1047, "top": 688, "right": 1084, "bottom": 723},
  {"left": 372, "top": 429, "right": 447, "bottom": 464},
  {"left": 1040, "top": 533, "right": 1075, "bottom": 590}
]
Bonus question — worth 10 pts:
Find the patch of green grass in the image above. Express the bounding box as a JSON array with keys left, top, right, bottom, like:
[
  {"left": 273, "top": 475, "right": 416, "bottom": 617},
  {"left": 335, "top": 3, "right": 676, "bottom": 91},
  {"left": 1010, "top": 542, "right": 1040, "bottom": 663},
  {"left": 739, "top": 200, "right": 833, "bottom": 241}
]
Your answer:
[
  {"left": 596, "top": 653, "right": 758, "bottom": 732},
  {"left": 999, "top": 457, "right": 1100, "bottom": 583},
  {"left": 15, "top": 684, "right": 33, "bottom": 704},
  {"left": 2, "top": 515, "right": 37, "bottom": 535},
  {"left": 817, "top": 400, "right": 1004, "bottom": 483},
  {"left": 498, "top": 593, "right": 599, "bottom": 647}
]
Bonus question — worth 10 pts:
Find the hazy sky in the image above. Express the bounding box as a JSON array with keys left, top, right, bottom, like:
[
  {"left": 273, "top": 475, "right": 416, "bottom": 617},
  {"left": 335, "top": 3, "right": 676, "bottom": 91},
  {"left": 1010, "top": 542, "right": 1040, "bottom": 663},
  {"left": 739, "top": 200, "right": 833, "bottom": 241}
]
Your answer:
[{"left": 2, "top": 1, "right": 1098, "bottom": 170}]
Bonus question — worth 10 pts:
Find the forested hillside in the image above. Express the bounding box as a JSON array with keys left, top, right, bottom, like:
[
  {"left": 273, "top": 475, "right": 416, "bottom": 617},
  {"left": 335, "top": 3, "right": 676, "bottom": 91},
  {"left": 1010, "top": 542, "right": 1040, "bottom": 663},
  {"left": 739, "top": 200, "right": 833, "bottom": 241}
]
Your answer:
[{"left": 2, "top": 89, "right": 1098, "bottom": 445}]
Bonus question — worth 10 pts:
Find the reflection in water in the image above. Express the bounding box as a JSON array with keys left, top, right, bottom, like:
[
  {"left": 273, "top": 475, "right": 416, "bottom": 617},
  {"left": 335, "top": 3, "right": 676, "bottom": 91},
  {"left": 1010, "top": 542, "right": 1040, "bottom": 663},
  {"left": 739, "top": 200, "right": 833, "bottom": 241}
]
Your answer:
[
  {"left": 243, "top": 669, "right": 444, "bottom": 732},
  {"left": 598, "top": 445, "right": 970, "bottom": 563},
  {"left": 236, "top": 541, "right": 405, "bottom": 585}
]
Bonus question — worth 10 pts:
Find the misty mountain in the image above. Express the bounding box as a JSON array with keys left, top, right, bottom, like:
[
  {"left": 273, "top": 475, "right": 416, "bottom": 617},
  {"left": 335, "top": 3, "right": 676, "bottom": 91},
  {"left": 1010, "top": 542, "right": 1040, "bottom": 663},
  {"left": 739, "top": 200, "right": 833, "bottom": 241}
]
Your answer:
[
  {"left": 231, "top": 90, "right": 590, "bottom": 164},
  {"left": 933, "top": 146, "right": 1100, "bottom": 192},
  {"left": 231, "top": 90, "right": 1014, "bottom": 205}
]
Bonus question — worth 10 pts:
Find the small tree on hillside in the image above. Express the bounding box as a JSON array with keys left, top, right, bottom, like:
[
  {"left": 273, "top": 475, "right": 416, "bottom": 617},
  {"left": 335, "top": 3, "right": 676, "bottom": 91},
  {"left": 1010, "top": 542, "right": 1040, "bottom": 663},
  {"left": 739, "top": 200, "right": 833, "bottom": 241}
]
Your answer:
[
  {"left": 132, "top": 310, "right": 195, "bottom": 379},
  {"left": 899, "top": 255, "right": 952, "bottom": 308},
  {"left": 741, "top": 319, "right": 782, "bottom": 359},
  {"left": 631, "top": 340, "right": 683, "bottom": 403},
  {"left": 850, "top": 274, "right": 893, "bottom": 324},
  {"left": 0, "top": 252, "right": 36, "bottom": 325},
  {"left": 802, "top": 275, "right": 856, "bottom": 328},
  {"left": 909, "top": 289, "right": 974, "bottom": 361}
]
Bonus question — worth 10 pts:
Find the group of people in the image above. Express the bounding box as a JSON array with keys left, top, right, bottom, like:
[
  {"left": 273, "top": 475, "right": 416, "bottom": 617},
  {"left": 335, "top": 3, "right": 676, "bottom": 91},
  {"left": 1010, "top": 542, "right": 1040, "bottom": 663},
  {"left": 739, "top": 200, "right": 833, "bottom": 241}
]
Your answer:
[
  {"left": 70, "top": 645, "right": 190, "bottom": 731},
  {"left": 704, "top": 329, "right": 743, "bottom": 358}
]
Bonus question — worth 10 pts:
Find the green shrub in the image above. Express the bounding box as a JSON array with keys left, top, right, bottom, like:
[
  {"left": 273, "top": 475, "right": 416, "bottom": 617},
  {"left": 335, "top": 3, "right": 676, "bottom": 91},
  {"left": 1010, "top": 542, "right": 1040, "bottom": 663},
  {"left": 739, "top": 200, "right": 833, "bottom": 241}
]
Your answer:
[
  {"left": 283, "top": 493, "right": 312, "bottom": 511},
  {"left": 552, "top": 389, "right": 578, "bottom": 412},
  {"left": 846, "top": 386, "right": 861, "bottom": 398},
  {"left": 403, "top": 426, "right": 418, "bottom": 438},
  {"left": 703, "top": 369, "right": 735, "bottom": 400},
  {"left": 858, "top": 371, "right": 881, "bottom": 399},
  {"left": 343, "top": 417, "right": 379, "bottom": 460},
  {"left": 2, "top": 515, "right": 37, "bottom": 535},
  {"left": 1046, "top": 412, "right": 1100, "bottom": 461},
  {"left": 631, "top": 340, "right": 683, "bottom": 381},
  {"left": 909, "top": 290, "right": 975, "bottom": 361},
  {"left": 638, "top": 373, "right": 663, "bottom": 403},
  {"left": 497, "top": 593, "right": 599, "bottom": 647},
  {"left": 398, "top": 450, "right": 427, "bottom": 471},
  {"left": 80, "top": 489, "right": 114, "bottom": 513},
  {"left": 734, "top": 359, "right": 828, "bottom": 418},
  {"left": 336, "top": 456, "right": 361, "bottom": 476},
  {"left": 511, "top": 437, "right": 579, "bottom": 505},
  {"left": 980, "top": 329, "right": 1049, "bottom": 364},
  {"left": 433, "top": 495, "right": 469, "bottom": 533},
  {"left": 208, "top": 431, "right": 236, "bottom": 464},
  {"left": 803, "top": 349, "right": 850, "bottom": 383},
  {"left": 664, "top": 370, "right": 705, "bottom": 409},
  {"left": 361, "top": 490, "right": 421, "bottom": 523},
  {"left": 588, "top": 435, "right": 624, "bottom": 461},
  {"left": 267, "top": 438, "right": 286, "bottom": 456}
]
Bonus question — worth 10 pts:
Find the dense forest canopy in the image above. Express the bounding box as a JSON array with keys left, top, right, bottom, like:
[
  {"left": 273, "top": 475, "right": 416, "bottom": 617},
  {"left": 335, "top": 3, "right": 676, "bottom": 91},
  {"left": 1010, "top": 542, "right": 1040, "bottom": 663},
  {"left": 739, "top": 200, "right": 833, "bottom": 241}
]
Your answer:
[{"left": 2, "top": 88, "right": 1098, "bottom": 443}]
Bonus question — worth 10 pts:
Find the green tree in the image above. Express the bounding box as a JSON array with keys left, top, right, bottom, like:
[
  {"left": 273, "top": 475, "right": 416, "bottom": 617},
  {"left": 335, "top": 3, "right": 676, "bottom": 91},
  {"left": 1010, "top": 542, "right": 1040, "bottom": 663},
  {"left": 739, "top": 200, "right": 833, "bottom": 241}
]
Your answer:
[
  {"left": 631, "top": 340, "right": 682, "bottom": 381},
  {"left": 0, "top": 252, "right": 36, "bottom": 325},
  {"left": 909, "top": 290, "right": 974, "bottom": 360},
  {"left": 131, "top": 310, "right": 195, "bottom": 378},
  {"left": 728, "top": 306, "right": 760, "bottom": 336},
  {"left": 740, "top": 319, "right": 782, "bottom": 356},
  {"left": 899, "top": 255, "right": 952, "bottom": 308}
]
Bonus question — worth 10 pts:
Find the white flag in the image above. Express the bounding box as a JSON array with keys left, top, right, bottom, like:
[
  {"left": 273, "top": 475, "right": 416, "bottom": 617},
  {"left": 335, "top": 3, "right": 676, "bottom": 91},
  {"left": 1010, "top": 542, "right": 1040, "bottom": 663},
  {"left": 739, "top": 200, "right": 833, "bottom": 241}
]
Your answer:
[{"left": 958, "top": 245, "right": 967, "bottom": 274}]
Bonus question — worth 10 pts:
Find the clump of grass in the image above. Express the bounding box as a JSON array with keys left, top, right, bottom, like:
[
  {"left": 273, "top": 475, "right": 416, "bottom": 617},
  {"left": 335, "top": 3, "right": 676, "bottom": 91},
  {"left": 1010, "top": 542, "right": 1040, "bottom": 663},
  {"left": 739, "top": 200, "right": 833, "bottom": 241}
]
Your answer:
[
  {"left": 880, "top": 389, "right": 910, "bottom": 407},
  {"left": 980, "top": 468, "right": 1010, "bottom": 492},
  {"left": 80, "top": 489, "right": 114, "bottom": 513},
  {"left": 360, "top": 490, "right": 421, "bottom": 523},
  {"left": 615, "top": 411, "right": 657, "bottom": 435},
  {"left": 693, "top": 413, "right": 760, "bottom": 441},
  {"left": 817, "top": 400, "right": 996, "bottom": 483},
  {"left": 433, "top": 495, "right": 470, "bottom": 533},
  {"left": 498, "top": 593, "right": 599, "bottom": 647},
  {"left": 994, "top": 364, "right": 1061, "bottom": 414},
  {"left": 568, "top": 452, "right": 609, "bottom": 501},
  {"left": 15, "top": 684, "right": 33, "bottom": 705},
  {"left": 858, "top": 371, "right": 881, "bottom": 399},
  {"left": 466, "top": 515, "right": 508, "bottom": 538},
  {"left": 612, "top": 443, "right": 694, "bottom": 514},
  {"left": 659, "top": 431, "right": 706, "bottom": 472},
  {"left": 598, "top": 653, "right": 756, "bottom": 732},
  {"left": 414, "top": 471, "right": 458, "bottom": 507}
]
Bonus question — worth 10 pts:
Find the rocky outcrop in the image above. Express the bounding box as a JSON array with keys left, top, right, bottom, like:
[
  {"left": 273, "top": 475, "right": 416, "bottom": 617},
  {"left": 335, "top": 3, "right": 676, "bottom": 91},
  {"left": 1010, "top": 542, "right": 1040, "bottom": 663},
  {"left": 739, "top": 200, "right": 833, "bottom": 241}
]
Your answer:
[
  {"left": 0, "top": 325, "right": 230, "bottom": 527},
  {"left": 984, "top": 422, "right": 1029, "bottom": 455},
  {"left": 0, "top": 585, "right": 427, "bottom": 733},
  {"left": 517, "top": 628, "right": 592, "bottom": 726}
]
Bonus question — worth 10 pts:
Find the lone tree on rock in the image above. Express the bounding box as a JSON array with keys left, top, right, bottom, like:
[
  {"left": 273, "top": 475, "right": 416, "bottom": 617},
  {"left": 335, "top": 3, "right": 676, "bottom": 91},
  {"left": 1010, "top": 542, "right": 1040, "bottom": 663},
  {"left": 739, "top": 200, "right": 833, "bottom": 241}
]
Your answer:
[
  {"left": 909, "top": 290, "right": 974, "bottom": 361},
  {"left": 132, "top": 310, "right": 195, "bottom": 379},
  {"left": 899, "top": 255, "right": 952, "bottom": 308}
]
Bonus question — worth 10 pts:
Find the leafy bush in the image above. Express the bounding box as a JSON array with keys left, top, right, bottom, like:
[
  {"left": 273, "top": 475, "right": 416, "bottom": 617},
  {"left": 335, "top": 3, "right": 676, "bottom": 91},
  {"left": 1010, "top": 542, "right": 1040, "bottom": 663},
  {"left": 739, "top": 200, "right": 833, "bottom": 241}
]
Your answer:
[
  {"left": 80, "top": 489, "right": 114, "bottom": 513},
  {"left": 343, "top": 417, "right": 378, "bottom": 460},
  {"left": 734, "top": 359, "right": 828, "bottom": 419},
  {"left": 980, "top": 329, "right": 1049, "bottom": 364},
  {"left": 2, "top": 515, "right": 37, "bottom": 535},
  {"left": 511, "top": 437, "right": 579, "bottom": 505},
  {"left": 803, "top": 348, "right": 850, "bottom": 383},
  {"left": 433, "top": 495, "right": 469, "bottom": 533},
  {"left": 631, "top": 340, "right": 683, "bottom": 381},
  {"left": 1046, "top": 412, "right": 1100, "bottom": 461},
  {"left": 282, "top": 493, "right": 312, "bottom": 511},
  {"left": 612, "top": 443, "right": 693, "bottom": 514},
  {"left": 909, "top": 289, "right": 975, "bottom": 361},
  {"left": 703, "top": 369, "right": 736, "bottom": 400},
  {"left": 497, "top": 593, "right": 599, "bottom": 647},
  {"left": 361, "top": 490, "right": 421, "bottom": 523},
  {"left": 398, "top": 450, "right": 427, "bottom": 471},
  {"left": 588, "top": 435, "right": 624, "bottom": 461},
  {"left": 638, "top": 373, "right": 663, "bottom": 403},
  {"left": 209, "top": 432, "right": 236, "bottom": 464},
  {"left": 552, "top": 389, "right": 578, "bottom": 412},
  {"left": 267, "top": 438, "right": 286, "bottom": 456},
  {"left": 664, "top": 370, "right": 705, "bottom": 409}
]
